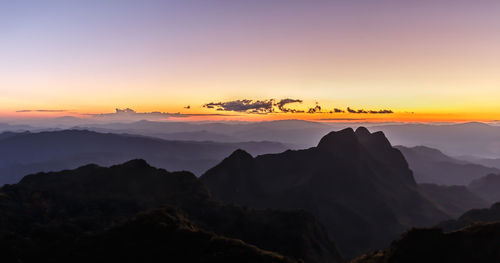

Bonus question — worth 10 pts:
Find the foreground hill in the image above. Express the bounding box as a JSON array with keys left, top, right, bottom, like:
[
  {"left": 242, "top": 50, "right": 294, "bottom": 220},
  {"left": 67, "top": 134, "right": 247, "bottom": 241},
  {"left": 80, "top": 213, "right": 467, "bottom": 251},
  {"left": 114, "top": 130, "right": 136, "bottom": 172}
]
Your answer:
[
  {"left": 396, "top": 146, "right": 500, "bottom": 185},
  {"left": 0, "top": 160, "right": 341, "bottom": 263},
  {"left": 351, "top": 222, "right": 500, "bottom": 263},
  {"left": 438, "top": 202, "right": 500, "bottom": 232},
  {"left": 0, "top": 129, "right": 288, "bottom": 185},
  {"left": 201, "top": 127, "right": 449, "bottom": 258},
  {"left": 4, "top": 207, "right": 297, "bottom": 263},
  {"left": 353, "top": 202, "right": 500, "bottom": 263}
]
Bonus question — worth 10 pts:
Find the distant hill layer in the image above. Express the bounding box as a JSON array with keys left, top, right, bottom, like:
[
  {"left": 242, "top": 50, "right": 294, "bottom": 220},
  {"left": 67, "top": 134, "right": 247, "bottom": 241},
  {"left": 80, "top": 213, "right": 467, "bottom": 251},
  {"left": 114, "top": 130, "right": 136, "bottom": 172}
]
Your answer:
[
  {"left": 396, "top": 145, "right": 500, "bottom": 185},
  {"left": 5, "top": 120, "right": 500, "bottom": 157},
  {"left": 468, "top": 173, "right": 500, "bottom": 204},
  {"left": 201, "top": 127, "right": 449, "bottom": 258},
  {"left": 0, "top": 129, "right": 288, "bottom": 185},
  {"left": 372, "top": 122, "right": 500, "bottom": 158}
]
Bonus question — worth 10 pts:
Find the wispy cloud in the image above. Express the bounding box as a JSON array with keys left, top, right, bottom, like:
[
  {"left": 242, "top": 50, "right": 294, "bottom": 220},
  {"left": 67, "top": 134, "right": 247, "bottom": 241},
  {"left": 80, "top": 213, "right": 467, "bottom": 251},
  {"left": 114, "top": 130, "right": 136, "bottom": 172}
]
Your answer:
[
  {"left": 316, "top": 118, "right": 366, "bottom": 121},
  {"left": 90, "top": 108, "right": 236, "bottom": 120},
  {"left": 16, "top": 109, "right": 69, "bottom": 113}
]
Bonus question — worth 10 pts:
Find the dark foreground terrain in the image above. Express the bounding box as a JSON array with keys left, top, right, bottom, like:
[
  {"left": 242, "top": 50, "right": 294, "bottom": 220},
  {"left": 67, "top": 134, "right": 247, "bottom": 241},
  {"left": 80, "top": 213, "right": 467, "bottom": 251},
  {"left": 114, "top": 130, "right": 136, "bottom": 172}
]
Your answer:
[
  {"left": 351, "top": 222, "right": 500, "bottom": 263},
  {"left": 0, "top": 160, "right": 341, "bottom": 263}
]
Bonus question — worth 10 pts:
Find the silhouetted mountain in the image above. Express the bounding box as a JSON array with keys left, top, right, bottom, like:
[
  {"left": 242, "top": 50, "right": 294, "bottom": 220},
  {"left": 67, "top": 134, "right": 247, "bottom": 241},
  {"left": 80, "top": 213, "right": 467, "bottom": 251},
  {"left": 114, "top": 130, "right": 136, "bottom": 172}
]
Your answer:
[
  {"left": 0, "top": 160, "right": 341, "bottom": 263},
  {"left": 418, "top": 183, "right": 488, "bottom": 217},
  {"left": 438, "top": 202, "right": 500, "bottom": 231},
  {"left": 396, "top": 146, "right": 500, "bottom": 185},
  {"left": 0, "top": 130, "right": 288, "bottom": 185},
  {"left": 468, "top": 173, "right": 500, "bottom": 203},
  {"left": 351, "top": 222, "right": 500, "bottom": 263},
  {"left": 201, "top": 127, "right": 449, "bottom": 258}
]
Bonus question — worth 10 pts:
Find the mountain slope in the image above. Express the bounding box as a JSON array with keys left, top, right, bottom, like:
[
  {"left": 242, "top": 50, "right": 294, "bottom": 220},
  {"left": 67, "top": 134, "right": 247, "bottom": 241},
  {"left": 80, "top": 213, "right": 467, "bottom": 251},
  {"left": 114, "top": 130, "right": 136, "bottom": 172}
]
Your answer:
[
  {"left": 0, "top": 129, "right": 288, "bottom": 185},
  {"left": 418, "top": 183, "right": 488, "bottom": 217},
  {"left": 396, "top": 146, "right": 500, "bottom": 185},
  {"left": 0, "top": 160, "right": 341, "bottom": 263},
  {"left": 201, "top": 127, "right": 449, "bottom": 258},
  {"left": 468, "top": 173, "right": 500, "bottom": 203}
]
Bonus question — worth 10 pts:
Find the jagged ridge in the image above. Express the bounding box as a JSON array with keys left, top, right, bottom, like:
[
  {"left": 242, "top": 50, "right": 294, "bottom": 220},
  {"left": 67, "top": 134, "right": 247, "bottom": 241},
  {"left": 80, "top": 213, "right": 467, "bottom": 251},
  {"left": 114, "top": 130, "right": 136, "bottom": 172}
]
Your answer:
[{"left": 202, "top": 127, "right": 449, "bottom": 258}]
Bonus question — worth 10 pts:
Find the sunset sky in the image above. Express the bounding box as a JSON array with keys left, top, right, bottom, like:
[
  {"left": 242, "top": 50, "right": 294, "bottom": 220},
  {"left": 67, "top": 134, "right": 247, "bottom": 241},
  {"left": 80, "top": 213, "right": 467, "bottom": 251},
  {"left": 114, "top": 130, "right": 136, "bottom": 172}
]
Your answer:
[{"left": 1, "top": 0, "right": 500, "bottom": 122}]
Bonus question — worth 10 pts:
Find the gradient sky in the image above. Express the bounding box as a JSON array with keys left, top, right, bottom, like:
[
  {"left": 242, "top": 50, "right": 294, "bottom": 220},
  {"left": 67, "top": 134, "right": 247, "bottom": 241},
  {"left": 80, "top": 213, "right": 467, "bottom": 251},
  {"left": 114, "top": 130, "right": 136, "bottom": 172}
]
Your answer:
[{"left": 1, "top": 0, "right": 500, "bottom": 122}]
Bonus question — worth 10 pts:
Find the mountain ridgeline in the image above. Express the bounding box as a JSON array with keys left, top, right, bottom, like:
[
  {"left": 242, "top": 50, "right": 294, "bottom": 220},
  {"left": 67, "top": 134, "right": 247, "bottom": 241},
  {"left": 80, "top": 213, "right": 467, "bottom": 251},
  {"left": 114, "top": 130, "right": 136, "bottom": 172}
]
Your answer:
[
  {"left": 0, "top": 129, "right": 288, "bottom": 185},
  {"left": 201, "top": 127, "right": 450, "bottom": 258},
  {"left": 396, "top": 145, "right": 500, "bottom": 186},
  {"left": 0, "top": 160, "right": 341, "bottom": 263}
]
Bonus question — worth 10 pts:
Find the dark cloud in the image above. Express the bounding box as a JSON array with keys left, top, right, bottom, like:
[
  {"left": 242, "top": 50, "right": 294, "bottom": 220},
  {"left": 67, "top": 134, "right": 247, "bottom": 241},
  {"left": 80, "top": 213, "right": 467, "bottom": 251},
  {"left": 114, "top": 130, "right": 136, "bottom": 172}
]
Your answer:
[
  {"left": 184, "top": 105, "right": 191, "bottom": 109},
  {"left": 202, "top": 99, "right": 394, "bottom": 116},
  {"left": 17, "top": 109, "right": 69, "bottom": 113},
  {"left": 308, "top": 105, "right": 322, "bottom": 114},
  {"left": 204, "top": 99, "right": 274, "bottom": 114},
  {"left": 368, "top": 109, "right": 393, "bottom": 114},
  {"left": 275, "top": 98, "right": 304, "bottom": 113},
  {"left": 347, "top": 107, "right": 367, "bottom": 114},
  {"left": 331, "top": 108, "right": 345, "bottom": 113},
  {"left": 347, "top": 107, "right": 393, "bottom": 114}
]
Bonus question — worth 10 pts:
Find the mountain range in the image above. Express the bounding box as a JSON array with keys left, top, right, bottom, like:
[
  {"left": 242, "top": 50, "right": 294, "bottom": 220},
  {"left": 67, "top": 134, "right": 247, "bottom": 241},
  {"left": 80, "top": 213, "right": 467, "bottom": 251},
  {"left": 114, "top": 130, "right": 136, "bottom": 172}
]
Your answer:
[
  {"left": 1, "top": 124, "right": 499, "bottom": 261},
  {"left": 5, "top": 119, "right": 500, "bottom": 157},
  {"left": 396, "top": 145, "right": 500, "bottom": 185},
  {"left": 0, "top": 129, "right": 287, "bottom": 185},
  {"left": 372, "top": 122, "right": 500, "bottom": 158}
]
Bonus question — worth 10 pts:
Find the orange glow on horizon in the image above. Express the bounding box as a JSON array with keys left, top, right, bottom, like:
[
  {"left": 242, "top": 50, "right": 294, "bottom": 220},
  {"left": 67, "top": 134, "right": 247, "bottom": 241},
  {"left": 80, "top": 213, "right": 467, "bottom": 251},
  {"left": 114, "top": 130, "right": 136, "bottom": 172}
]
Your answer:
[{"left": 3, "top": 108, "right": 499, "bottom": 124}]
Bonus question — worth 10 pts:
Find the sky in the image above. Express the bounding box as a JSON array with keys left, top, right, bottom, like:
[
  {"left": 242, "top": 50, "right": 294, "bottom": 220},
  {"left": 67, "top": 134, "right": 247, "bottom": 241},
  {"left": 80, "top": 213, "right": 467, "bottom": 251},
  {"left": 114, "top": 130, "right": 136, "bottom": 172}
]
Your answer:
[{"left": 1, "top": 0, "right": 500, "bottom": 122}]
